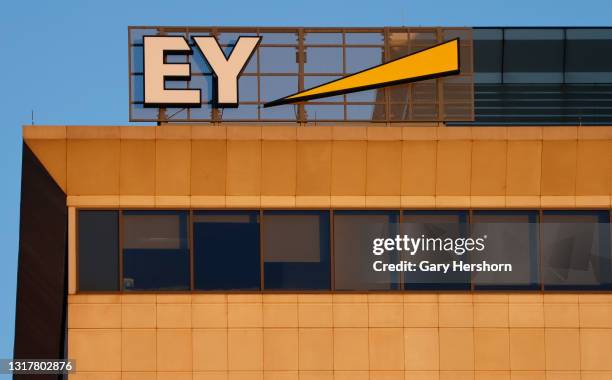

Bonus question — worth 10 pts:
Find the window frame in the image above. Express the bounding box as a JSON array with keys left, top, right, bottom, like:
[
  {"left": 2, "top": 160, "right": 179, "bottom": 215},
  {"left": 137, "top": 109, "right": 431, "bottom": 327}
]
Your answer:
[
  {"left": 262, "top": 210, "right": 332, "bottom": 290},
  {"left": 121, "top": 209, "right": 191, "bottom": 292},
  {"left": 76, "top": 209, "right": 120, "bottom": 292},
  {"left": 192, "top": 210, "right": 262, "bottom": 291},
  {"left": 74, "top": 207, "right": 612, "bottom": 293},
  {"left": 540, "top": 209, "right": 612, "bottom": 291}
]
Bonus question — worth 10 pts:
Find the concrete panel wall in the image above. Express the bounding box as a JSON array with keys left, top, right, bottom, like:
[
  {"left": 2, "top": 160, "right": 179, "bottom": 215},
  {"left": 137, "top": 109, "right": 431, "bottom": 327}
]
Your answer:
[
  {"left": 66, "top": 293, "right": 612, "bottom": 380},
  {"left": 23, "top": 125, "right": 612, "bottom": 209}
]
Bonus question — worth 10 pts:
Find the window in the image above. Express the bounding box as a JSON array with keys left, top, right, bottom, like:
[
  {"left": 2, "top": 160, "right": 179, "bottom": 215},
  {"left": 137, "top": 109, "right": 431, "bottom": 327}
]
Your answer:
[
  {"left": 542, "top": 211, "right": 611, "bottom": 290},
  {"left": 471, "top": 211, "right": 539, "bottom": 289},
  {"left": 260, "top": 76, "right": 298, "bottom": 103},
  {"left": 304, "top": 47, "right": 343, "bottom": 73},
  {"left": 345, "top": 47, "right": 383, "bottom": 73},
  {"left": 78, "top": 210, "right": 119, "bottom": 291},
  {"left": 565, "top": 29, "right": 612, "bottom": 83},
  {"left": 503, "top": 29, "right": 565, "bottom": 83},
  {"left": 122, "top": 210, "right": 190, "bottom": 291},
  {"left": 402, "top": 211, "right": 470, "bottom": 290},
  {"left": 193, "top": 211, "right": 260, "bottom": 290},
  {"left": 473, "top": 29, "right": 503, "bottom": 84},
  {"left": 76, "top": 208, "right": 612, "bottom": 293},
  {"left": 263, "top": 211, "right": 330, "bottom": 290},
  {"left": 334, "top": 210, "right": 400, "bottom": 290},
  {"left": 259, "top": 47, "right": 298, "bottom": 73}
]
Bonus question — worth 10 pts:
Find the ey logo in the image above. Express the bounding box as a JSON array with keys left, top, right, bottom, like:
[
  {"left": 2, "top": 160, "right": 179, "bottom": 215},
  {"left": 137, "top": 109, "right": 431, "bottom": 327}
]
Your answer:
[{"left": 143, "top": 36, "right": 460, "bottom": 108}]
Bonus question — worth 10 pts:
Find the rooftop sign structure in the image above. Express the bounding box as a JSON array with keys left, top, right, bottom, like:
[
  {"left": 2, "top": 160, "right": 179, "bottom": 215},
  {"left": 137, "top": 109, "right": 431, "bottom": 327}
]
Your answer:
[{"left": 129, "top": 26, "right": 474, "bottom": 123}]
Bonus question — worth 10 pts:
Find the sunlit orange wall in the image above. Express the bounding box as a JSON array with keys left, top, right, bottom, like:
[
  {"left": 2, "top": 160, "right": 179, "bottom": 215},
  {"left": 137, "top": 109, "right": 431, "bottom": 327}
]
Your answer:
[
  {"left": 24, "top": 125, "right": 612, "bottom": 210},
  {"left": 66, "top": 293, "right": 612, "bottom": 380}
]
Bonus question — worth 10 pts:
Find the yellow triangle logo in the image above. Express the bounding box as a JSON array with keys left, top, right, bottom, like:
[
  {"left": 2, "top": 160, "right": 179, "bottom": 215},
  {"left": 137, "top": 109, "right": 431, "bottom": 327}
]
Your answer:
[{"left": 265, "top": 38, "right": 460, "bottom": 107}]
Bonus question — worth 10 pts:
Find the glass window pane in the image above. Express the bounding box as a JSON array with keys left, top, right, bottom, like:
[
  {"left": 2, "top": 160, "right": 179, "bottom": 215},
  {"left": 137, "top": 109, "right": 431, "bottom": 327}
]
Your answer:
[
  {"left": 130, "top": 46, "right": 143, "bottom": 73},
  {"left": 259, "top": 104, "right": 297, "bottom": 120},
  {"left": 473, "top": 29, "right": 503, "bottom": 84},
  {"left": 334, "top": 211, "right": 400, "bottom": 290},
  {"left": 263, "top": 211, "right": 330, "bottom": 290},
  {"left": 542, "top": 211, "right": 611, "bottom": 289},
  {"left": 188, "top": 32, "right": 211, "bottom": 40},
  {"left": 217, "top": 32, "right": 258, "bottom": 45},
  {"left": 130, "top": 28, "right": 155, "bottom": 45},
  {"left": 123, "top": 211, "right": 190, "bottom": 291},
  {"left": 165, "top": 108, "right": 188, "bottom": 121},
  {"left": 503, "top": 29, "right": 564, "bottom": 83},
  {"left": 402, "top": 211, "right": 470, "bottom": 290},
  {"left": 471, "top": 211, "right": 540, "bottom": 289},
  {"left": 305, "top": 32, "right": 342, "bottom": 45},
  {"left": 565, "top": 29, "right": 612, "bottom": 83},
  {"left": 260, "top": 76, "right": 298, "bottom": 103},
  {"left": 220, "top": 105, "right": 259, "bottom": 120},
  {"left": 237, "top": 75, "right": 258, "bottom": 102},
  {"left": 345, "top": 47, "right": 383, "bottom": 73},
  {"left": 304, "top": 47, "right": 343, "bottom": 73},
  {"left": 260, "top": 47, "right": 298, "bottom": 73},
  {"left": 345, "top": 32, "right": 384, "bottom": 45},
  {"left": 304, "top": 104, "right": 344, "bottom": 121},
  {"left": 259, "top": 33, "right": 297, "bottom": 45},
  {"left": 193, "top": 211, "right": 260, "bottom": 290},
  {"left": 78, "top": 211, "right": 119, "bottom": 291},
  {"left": 190, "top": 75, "right": 214, "bottom": 103},
  {"left": 130, "top": 103, "right": 160, "bottom": 120},
  {"left": 190, "top": 103, "right": 213, "bottom": 120},
  {"left": 346, "top": 104, "right": 386, "bottom": 121},
  {"left": 131, "top": 75, "right": 143, "bottom": 102}
]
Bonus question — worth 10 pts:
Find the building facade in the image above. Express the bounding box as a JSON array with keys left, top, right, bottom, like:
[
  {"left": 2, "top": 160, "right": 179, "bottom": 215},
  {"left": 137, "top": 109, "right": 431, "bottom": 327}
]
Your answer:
[{"left": 14, "top": 26, "right": 612, "bottom": 380}]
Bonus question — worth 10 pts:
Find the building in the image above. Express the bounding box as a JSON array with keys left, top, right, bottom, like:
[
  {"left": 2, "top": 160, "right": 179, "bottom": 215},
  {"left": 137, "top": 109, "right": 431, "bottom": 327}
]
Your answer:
[{"left": 14, "top": 27, "right": 612, "bottom": 380}]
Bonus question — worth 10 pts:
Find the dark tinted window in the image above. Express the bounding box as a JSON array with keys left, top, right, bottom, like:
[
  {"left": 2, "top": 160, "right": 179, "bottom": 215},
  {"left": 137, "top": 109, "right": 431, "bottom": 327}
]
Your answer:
[
  {"left": 122, "top": 210, "right": 190, "bottom": 291},
  {"left": 78, "top": 211, "right": 119, "bottom": 291},
  {"left": 467, "top": 27, "right": 612, "bottom": 126},
  {"left": 263, "top": 211, "right": 330, "bottom": 290},
  {"left": 542, "top": 211, "right": 611, "bottom": 290},
  {"left": 334, "top": 211, "right": 400, "bottom": 290},
  {"left": 566, "top": 29, "right": 612, "bottom": 83},
  {"left": 402, "top": 211, "right": 470, "bottom": 290},
  {"left": 193, "top": 211, "right": 260, "bottom": 290},
  {"left": 473, "top": 28, "right": 503, "bottom": 84},
  {"left": 503, "top": 29, "right": 564, "bottom": 83},
  {"left": 472, "top": 211, "right": 539, "bottom": 289}
]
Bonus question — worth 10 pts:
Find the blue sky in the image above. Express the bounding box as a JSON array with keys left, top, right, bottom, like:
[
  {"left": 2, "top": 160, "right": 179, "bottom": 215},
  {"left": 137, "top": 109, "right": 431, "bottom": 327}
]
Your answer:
[{"left": 0, "top": 0, "right": 610, "bottom": 372}]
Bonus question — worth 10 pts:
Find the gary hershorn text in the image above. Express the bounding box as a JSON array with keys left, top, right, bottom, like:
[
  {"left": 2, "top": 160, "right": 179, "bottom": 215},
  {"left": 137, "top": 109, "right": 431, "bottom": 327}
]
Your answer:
[{"left": 371, "top": 234, "right": 513, "bottom": 273}]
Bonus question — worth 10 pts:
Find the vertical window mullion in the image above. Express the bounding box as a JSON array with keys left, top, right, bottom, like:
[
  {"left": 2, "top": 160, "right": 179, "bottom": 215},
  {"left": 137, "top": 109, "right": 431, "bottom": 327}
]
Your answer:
[
  {"left": 119, "top": 209, "right": 124, "bottom": 292},
  {"left": 260, "top": 209, "right": 265, "bottom": 291},
  {"left": 469, "top": 209, "right": 475, "bottom": 292},
  {"left": 539, "top": 209, "right": 544, "bottom": 291},
  {"left": 399, "top": 209, "right": 404, "bottom": 291},
  {"left": 330, "top": 209, "right": 335, "bottom": 291},
  {"left": 75, "top": 209, "right": 80, "bottom": 293},
  {"left": 189, "top": 209, "right": 195, "bottom": 291}
]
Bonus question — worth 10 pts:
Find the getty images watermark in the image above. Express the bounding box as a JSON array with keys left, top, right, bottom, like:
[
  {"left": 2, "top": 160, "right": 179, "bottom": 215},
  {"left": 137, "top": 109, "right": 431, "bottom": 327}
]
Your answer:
[{"left": 371, "top": 234, "right": 513, "bottom": 274}]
